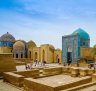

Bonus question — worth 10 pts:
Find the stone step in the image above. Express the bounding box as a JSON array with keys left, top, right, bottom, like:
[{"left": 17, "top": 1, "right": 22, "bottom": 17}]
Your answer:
[{"left": 61, "top": 82, "right": 96, "bottom": 91}]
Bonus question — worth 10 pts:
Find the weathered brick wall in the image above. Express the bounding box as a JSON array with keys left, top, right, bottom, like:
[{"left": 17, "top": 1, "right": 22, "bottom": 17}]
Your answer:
[
  {"left": 14, "top": 69, "right": 40, "bottom": 78},
  {"left": 43, "top": 67, "right": 62, "bottom": 76},
  {"left": 0, "top": 54, "right": 16, "bottom": 76},
  {"left": 3, "top": 72, "right": 24, "bottom": 87}
]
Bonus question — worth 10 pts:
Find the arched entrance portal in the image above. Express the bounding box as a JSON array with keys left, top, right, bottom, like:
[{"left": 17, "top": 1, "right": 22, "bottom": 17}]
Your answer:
[
  {"left": 16, "top": 54, "right": 18, "bottom": 58},
  {"left": 56, "top": 55, "right": 60, "bottom": 63},
  {"left": 29, "top": 51, "right": 31, "bottom": 58},
  {"left": 21, "top": 53, "right": 23, "bottom": 58},
  {"left": 67, "top": 46, "right": 72, "bottom": 64},
  {"left": 42, "top": 50, "right": 45, "bottom": 61},
  {"left": 35, "top": 52, "right": 37, "bottom": 60}
]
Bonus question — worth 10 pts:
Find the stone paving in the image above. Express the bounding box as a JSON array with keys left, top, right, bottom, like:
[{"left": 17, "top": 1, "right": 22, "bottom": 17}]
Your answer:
[
  {"left": 78, "top": 85, "right": 96, "bottom": 91},
  {"left": 16, "top": 63, "right": 63, "bottom": 71},
  {"left": 0, "top": 80, "right": 22, "bottom": 91},
  {"left": 35, "top": 74, "right": 87, "bottom": 87}
]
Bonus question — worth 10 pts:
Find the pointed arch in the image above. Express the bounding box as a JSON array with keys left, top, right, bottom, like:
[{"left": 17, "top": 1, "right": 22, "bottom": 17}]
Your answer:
[
  {"left": 29, "top": 51, "right": 31, "bottom": 58},
  {"left": 35, "top": 52, "right": 37, "bottom": 60},
  {"left": 42, "top": 50, "right": 45, "bottom": 61}
]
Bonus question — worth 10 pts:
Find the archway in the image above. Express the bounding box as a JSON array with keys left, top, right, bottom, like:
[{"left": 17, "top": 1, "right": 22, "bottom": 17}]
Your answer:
[
  {"left": 21, "top": 53, "right": 23, "bottom": 58},
  {"left": 35, "top": 52, "right": 37, "bottom": 60},
  {"left": 42, "top": 50, "right": 45, "bottom": 61},
  {"left": 56, "top": 55, "right": 59, "bottom": 63},
  {"left": 67, "top": 46, "right": 72, "bottom": 64},
  {"left": 16, "top": 54, "right": 18, "bottom": 58},
  {"left": 29, "top": 51, "right": 31, "bottom": 58}
]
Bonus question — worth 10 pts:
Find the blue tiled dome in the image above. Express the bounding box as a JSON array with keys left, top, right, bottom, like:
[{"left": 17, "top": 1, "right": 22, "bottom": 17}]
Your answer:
[
  {"left": 72, "top": 28, "right": 90, "bottom": 39},
  {"left": 0, "top": 32, "right": 15, "bottom": 47},
  {"left": 0, "top": 32, "right": 15, "bottom": 42}
]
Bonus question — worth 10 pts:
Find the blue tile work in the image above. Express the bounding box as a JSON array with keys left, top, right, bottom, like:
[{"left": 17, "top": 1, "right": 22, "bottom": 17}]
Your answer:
[
  {"left": 62, "top": 35, "right": 79, "bottom": 64},
  {"left": 62, "top": 28, "right": 90, "bottom": 64},
  {"left": 72, "top": 28, "right": 90, "bottom": 39},
  {"left": 0, "top": 32, "right": 15, "bottom": 47},
  {"left": 0, "top": 41, "right": 14, "bottom": 47}
]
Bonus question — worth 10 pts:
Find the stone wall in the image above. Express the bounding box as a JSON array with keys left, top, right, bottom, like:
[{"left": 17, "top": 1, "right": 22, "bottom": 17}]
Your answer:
[
  {"left": 14, "top": 58, "right": 33, "bottom": 65},
  {"left": 78, "top": 59, "right": 89, "bottom": 68},
  {"left": 43, "top": 67, "right": 62, "bottom": 76},
  {"left": 80, "top": 47, "right": 94, "bottom": 59},
  {"left": 14, "top": 69, "right": 40, "bottom": 78},
  {"left": 0, "top": 47, "right": 12, "bottom": 53},
  {"left": 0, "top": 53, "right": 16, "bottom": 77},
  {"left": 3, "top": 72, "right": 24, "bottom": 87}
]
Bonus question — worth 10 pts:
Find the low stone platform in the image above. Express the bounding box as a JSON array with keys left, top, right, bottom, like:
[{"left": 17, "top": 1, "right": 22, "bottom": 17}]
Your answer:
[
  {"left": 71, "top": 67, "right": 79, "bottom": 77},
  {"left": 24, "top": 75, "right": 92, "bottom": 91},
  {"left": 43, "top": 67, "right": 62, "bottom": 76},
  {"left": 92, "top": 74, "right": 96, "bottom": 82},
  {"left": 61, "top": 82, "right": 96, "bottom": 91},
  {"left": 3, "top": 69, "right": 40, "bottom": 87},
  {"left": 62, "top": 66, "right": 71, "bottom": 74},
  {"left": 2, "top": 65, "right": 96, "bottom": 91},
  {"left": 79, "top": 68, "right": 88, "bottom": 77},
  {"left": 87, "top": 69, "right": 94, "bottom": 76},
  {"left": 78, "top": 85, "right": 96, "bottom": 91},
  {"left": 14, "top": 69, "right": 40, "bottom": 78},
  {"left": 3, "top": 72, "right": 24, "bottom": 87}
]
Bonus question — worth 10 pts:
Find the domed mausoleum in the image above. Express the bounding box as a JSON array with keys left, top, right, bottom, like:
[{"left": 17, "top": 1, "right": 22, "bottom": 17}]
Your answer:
[
  {"left": 62, "top": 28, "right": 90, "bottom": 64},
  {"left": 0, "top": 32, "right": 15, "bottom": 53},
  {"left": 13, "top": 40, "right": 26, "bottom": 58},
  {"left": 0, "top": 32, "right": 62, "bottom": 63},
  {"left": 0, "top": 32, "right": 15, "bottom": 42}
]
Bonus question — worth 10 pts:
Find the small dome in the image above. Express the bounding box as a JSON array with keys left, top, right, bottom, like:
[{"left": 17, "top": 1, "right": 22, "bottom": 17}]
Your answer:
[
  {"left": 0, "top": 32, "right": 15, "bottom": 42},
  {"left": 16, "top": 40, "right": 26, "bottom": 44},
  {"left": 72, "top": 28, "right": 90, "bottom": 39},
  {"left": 28, "top": 40, "right": 36, "bottom": 48},
  {"left": 13, "top": 40, "right": 25, "bottom": 50}
]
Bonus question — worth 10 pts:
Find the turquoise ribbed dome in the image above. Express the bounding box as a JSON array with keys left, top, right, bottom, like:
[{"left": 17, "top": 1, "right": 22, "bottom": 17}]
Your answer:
[{"left": 72, "top": 28, "right": 90, "bottom": 39}]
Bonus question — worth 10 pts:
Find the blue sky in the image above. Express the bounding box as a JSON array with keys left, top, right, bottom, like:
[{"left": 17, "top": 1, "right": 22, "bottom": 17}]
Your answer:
[{"left": 0, "top": 0, "right": 96, "bottom": 48}]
